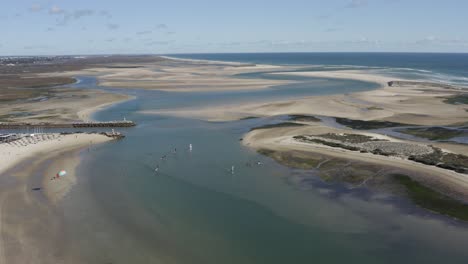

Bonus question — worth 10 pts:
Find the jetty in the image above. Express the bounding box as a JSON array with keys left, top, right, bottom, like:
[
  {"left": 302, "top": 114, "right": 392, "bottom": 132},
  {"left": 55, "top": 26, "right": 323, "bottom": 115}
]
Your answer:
[{"left": 0, "top": 120, "right": 136, "bottom": 129}]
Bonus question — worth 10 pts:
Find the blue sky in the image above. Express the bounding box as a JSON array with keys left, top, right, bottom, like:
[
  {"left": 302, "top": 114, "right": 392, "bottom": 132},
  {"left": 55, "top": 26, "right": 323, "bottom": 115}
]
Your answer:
[{"left": 1, "top": 0, "right": 467, "bottom": 55}]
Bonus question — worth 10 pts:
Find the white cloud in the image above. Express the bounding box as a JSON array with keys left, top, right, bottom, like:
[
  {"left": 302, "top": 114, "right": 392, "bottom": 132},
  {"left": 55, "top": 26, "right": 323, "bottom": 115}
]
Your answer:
[
  {"left": 55, "top": 9, "right": 104, "bottom": 26},
  {"left": 99, "top": 10, "right": 112, "bottom": 19},
  {"left": 324, "top": 28, "right": 341, "bottom": 33},
  {"left": 414, "top": 36, "right": 468, "bottom": 47},
  {"left": 107, "top": 24, "right": 120, "bottom": 30},
  {"left": 345, "top": 0, "right": 368, "bottom": 8},
  {"left": 156, "top": 24, "right": 168, "bottom": 29},
  {"left": 49, "top": 6, "right": 64, "bottom": 15},
  {"left": 146, "top": 41, "right": 172, "bottom": 46},
  {"left": 136, "top": 30, "right": 152, "bottom": 35},
  {"left": 29, "top": 4, "right": 42, "bottom": 12},
  {"left": 70, "top": 9, "right": 94, "bottom": 19}
]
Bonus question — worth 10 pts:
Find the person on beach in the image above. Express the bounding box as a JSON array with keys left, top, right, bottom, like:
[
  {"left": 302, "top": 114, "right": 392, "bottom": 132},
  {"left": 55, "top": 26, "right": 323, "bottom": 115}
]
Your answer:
[
  {"left": 231, "top": 165, "right": 235, "bottom": 174},
  {"left": 189, "top": 144, "right": 193, "bottom": 152}
]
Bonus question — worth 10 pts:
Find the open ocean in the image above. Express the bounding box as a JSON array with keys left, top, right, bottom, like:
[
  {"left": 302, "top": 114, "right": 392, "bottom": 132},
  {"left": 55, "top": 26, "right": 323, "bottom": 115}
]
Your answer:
[{"left": 170, "top": 52, "right": 468, "bottom": 87}]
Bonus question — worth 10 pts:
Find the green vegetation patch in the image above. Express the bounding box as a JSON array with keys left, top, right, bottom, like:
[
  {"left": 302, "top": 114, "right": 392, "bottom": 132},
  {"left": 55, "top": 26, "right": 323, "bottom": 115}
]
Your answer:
[
  {"left": 257, "top": 149, "right": 322, "bottom": 169},
  {"left": 288, "top": 115, "right": 321, "bottom": 122},
  {"left": 399, "top": 127, "right": 467, "bottom": 140},
  {"left": 240, "top": 116, "right": 259, "bottom": 120},
  {"left": 105, "top": 65, "right": 143, "bottom": 69},
  {"left": 294, "top": 136, "right": 361, "bottom": 151},
  {"left": 34, "top": 115, "right": 61, "bottom": 120},
  {"left": 443, "top": 94, "right": 468, "bottom": 105},
  {"left": 315, "top": 133, "right": 384, "bottom": 144},
  {"left": 250, "top": 122, "right": 306, "bottom": 131},
  {"left": 256, "top": 146, "right": 468, "bottom": 221},
  {"left": 366, "top": 106, "right": 384, "bottom": 111},
  {"left": 393, "top": 174, "right": 468, "bottom": 221},
  {"left": 409, "top": 147, "right": 468, "bottom": 174},
  {"left": 335, "top": 117, "right": 408, "bottom": 130}
]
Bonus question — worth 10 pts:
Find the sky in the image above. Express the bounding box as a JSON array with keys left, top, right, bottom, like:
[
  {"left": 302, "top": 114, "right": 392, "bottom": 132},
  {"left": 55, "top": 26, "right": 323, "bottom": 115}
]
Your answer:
[{"left": 1, "top": 0, "right": 468, "bottom": 55}]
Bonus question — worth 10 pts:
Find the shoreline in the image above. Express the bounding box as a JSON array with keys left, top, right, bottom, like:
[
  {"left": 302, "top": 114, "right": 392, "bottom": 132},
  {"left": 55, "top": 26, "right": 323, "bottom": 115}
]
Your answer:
[
  {"left": 143, "top": 69, "right": 468, "bottom": 125},
  {"left": 0, "top": 76, "right": 131, "bottom": 262},
  {"left": 0, "top": 133, "right": 115, "bottom": 263},
  {"left": 241, "top": 119, "right": 468, "bottom": 201},
  {"left": 159, "top": 55, "right": 283, "bottom": 69},
  {"left": 0, "top": 66, "right": 135, "bottom": 259},
  {"left": 50, "top": 57, "right": 295, "bottom": 92},
  {"left": 77, "top": 94, "right": 136, "bottom": 122},
  {"left": 0, "top": 133, "right": 114, "bottom": 197}
]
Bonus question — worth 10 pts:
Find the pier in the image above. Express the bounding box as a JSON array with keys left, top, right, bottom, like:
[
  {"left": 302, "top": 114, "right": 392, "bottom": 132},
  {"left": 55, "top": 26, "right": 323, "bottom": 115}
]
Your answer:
[{"left": 0, "top": 120, "right": 136, "bottom": 129}]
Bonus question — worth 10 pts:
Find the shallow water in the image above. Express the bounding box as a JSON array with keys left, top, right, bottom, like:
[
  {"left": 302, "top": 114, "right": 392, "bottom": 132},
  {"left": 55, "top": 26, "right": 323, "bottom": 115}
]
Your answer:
[{"left": 58, "top": 58, "right": 468, "bottom": 263}]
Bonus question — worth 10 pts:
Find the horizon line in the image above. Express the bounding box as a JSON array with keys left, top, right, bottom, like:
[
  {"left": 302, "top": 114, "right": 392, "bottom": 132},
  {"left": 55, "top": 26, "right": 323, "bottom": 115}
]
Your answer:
[{"left": 2, "top": 51, "right": 468, "bottom": 57}]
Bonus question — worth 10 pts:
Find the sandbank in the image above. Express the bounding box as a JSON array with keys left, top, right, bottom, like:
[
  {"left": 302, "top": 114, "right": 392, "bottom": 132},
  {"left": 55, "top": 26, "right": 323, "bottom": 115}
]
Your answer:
[{"left": 142, "top": 70, "right": 468, "bottom": 125}]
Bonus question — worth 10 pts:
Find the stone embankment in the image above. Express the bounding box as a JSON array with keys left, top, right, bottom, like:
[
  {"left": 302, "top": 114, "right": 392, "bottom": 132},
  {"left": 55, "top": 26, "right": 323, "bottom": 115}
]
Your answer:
[{"left": 0, "top": 120, "right": 136, "bottom": 129}]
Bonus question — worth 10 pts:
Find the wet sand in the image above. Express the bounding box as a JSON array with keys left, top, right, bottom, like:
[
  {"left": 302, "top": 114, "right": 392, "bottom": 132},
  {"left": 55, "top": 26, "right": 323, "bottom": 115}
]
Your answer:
[
  {"left": 242, "top": 122, "right": 468, "bottom": 201},
  {"left": 137, "top": 67, "right": 468, "bottom": 201},
  {"left": 51, "top": 57, "right": 298, "bottom": 92},
  {"left": 0, "top": 88, "right": 133, "bottom": 124},
  {"left": 0, "top": 134, "right": 112, "bottom": 176},
  {"left": 77, "top": 95, "right": 136, "bottom": 122},
  {"left": 2, "top": 56, "right": 468, "bottom": 262},
  {"left": 146, "top": 70, "right": 468, "bottom": 125},
  {"left": 0, "top": 134, "right": 114, "bottom": 263},
  {"left": 0, "top": 55, "right": 152, "bottom": 124}
]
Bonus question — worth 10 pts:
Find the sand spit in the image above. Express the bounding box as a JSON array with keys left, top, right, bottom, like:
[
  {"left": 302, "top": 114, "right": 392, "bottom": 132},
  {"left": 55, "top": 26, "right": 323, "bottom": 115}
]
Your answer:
[
  {"left": 0, "top": 133, "right": 111, "bottom": 179},
  {"left": 0, "top": 133, "right": 116, "bottom": 263},
  {"left": 0, "top": 87, "right": 133, "bottom": 124},
  {"left": 77, "top": 95, "right": 136, "bottom": 121},
  {"left": 143, "top": 70, "right": 468, "bottom": 125},
  {"left": 50, "top": 57, "right": 299, "bottom": 92},
  {"left": 242, "top": 122, "right": 468, "bottom": 200}
]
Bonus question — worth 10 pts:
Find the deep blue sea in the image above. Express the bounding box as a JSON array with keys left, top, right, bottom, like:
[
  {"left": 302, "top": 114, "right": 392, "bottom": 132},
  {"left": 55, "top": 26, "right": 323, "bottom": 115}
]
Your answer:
[{"left": 169, "top": 52, "right": 468, "bottom": 87}]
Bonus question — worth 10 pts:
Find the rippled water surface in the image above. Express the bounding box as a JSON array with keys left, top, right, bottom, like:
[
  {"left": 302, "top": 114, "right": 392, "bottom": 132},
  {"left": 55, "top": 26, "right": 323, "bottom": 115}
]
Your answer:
[{"left": 60, "top": 54, "right": 468, "bottom": 263}]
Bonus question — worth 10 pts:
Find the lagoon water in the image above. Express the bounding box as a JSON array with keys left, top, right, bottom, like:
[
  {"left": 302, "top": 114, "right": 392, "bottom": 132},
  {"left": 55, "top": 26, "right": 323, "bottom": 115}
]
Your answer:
[{"left": 61, "top": 54, "right": 468, "bottom": 263}]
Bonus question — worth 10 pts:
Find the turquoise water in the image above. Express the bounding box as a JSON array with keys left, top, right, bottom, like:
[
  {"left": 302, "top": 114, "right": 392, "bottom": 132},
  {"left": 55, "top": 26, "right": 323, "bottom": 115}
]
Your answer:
[{"left": 60, "top": 55, "right": 468, "bottom": 263}]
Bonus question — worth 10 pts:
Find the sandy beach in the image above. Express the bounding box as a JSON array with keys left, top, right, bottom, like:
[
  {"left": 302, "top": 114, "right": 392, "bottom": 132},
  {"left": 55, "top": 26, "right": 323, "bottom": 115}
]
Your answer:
[
  {"left": 0, "top": 87, "right": 133, "bottom": 124},
  {"left": 142, "top": 69, "right": 468, "bottom": 125},
  {"left": 136, "top": 66, "right": 468, "bottom": 201},
  {"left": 1, "top": 54, "right": 468, "bottom": 262},
  {"left": 0, "top": 133, "right": 113, "bottom": 197},
  {"left": 76, "top": 95, "right": 136, "bottom": 122},
  {"left": 0, "top": 133, "right": 115, "bottom": 263},
  {"left": 50, "top": 57, "right": 298, "bottom": 92}
]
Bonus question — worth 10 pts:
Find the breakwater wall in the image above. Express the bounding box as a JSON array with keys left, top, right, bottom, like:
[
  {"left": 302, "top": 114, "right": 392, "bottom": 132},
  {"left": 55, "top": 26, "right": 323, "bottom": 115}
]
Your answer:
[{"left": 0, "top": 121, "right": 136, "bottom": 129}]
